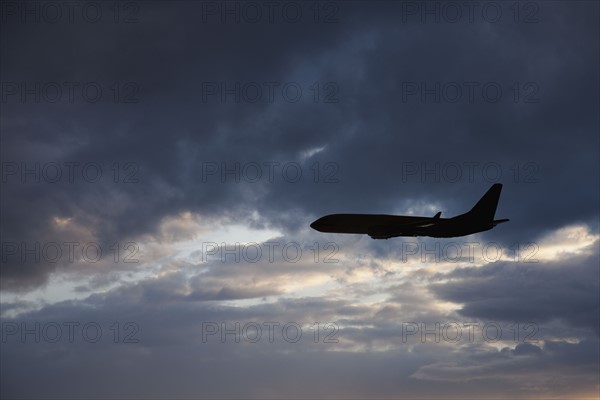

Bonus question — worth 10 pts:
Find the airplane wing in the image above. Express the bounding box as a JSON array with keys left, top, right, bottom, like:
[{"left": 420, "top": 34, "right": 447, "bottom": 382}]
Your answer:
[
  {"left": 368, "top": 228, "right": 406, "bottom": 239},
  {"left": 367, "top": 215, "right": 440, "bottom": 239}
]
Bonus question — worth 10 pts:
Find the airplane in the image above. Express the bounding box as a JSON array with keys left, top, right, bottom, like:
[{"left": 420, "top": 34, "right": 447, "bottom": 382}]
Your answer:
[{"left": 310, "top": 183, "right": 509, "bottom": 239}]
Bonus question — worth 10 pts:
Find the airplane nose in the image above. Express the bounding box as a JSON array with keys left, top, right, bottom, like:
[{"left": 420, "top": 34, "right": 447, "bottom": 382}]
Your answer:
[
  {"left": 310, "top": 218, "right": 323, "bottom": 230},
  {"left": 311, "top": 216, "right": 332, "bottom": 231}
]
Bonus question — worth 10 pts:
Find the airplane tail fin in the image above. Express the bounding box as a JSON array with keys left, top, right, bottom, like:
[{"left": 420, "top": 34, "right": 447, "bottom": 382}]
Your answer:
[{"left": 466, "top": 183, "right": 504, "bottom": 222}]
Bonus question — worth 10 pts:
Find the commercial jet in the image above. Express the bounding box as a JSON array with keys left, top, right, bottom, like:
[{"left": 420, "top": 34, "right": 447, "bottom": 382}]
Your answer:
[{"left": 310, "top": 183, "right": 509, "bottom": 239}]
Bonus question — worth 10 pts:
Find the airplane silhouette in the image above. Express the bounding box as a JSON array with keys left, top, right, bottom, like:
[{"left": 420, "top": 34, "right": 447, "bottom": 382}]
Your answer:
[{"left": 310, "top": 184, "right": 509, "bottom": 239}]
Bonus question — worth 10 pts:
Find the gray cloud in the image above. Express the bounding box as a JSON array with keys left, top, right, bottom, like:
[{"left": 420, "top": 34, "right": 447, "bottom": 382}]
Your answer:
[
  {"left": 2, "top": 1, "right": 599, "bottom": 288},
  {"left": 1, "top": 1, "right": 599, "bottom": 398},
  {"left": 430, "top": 244, "right": 600, "bottom": 333}
]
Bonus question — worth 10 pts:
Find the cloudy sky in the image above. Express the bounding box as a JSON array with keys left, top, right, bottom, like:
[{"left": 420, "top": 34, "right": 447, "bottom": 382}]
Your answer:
[{"left": 1, "top": 1, "right": 599, "bottom": 399}]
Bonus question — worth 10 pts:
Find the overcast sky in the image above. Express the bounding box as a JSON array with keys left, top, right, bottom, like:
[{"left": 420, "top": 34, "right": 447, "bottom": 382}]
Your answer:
[{"left": 1, "top": 1, "right": 599, "bottom": 399}]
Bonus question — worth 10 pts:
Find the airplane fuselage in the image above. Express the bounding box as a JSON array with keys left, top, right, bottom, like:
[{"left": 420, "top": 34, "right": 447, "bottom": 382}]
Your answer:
[
  {"left": 310, "top": 213, "right": 495, "bottom": 239},
  {"left": 309, "top": 184, "right": 509, "bottom": 239}
]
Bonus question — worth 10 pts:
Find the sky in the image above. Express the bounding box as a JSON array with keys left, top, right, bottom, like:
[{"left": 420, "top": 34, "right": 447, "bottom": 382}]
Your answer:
[{"left": 1, "top": 1, "right": 599, "bottom": 399}]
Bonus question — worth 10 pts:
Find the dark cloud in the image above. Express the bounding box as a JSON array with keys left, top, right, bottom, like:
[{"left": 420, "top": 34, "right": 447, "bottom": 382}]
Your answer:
[
  {"left": 1, "top": 1, "right": 599, "bottom": 398},
  {"left": 2, "top": 1, "right": 599, "bottom": 287},
  {"left": 2, "top": 267, "right": 598, "bottom": 399},
  {"left": 429, "top": 244, "right": 600, "bottom": 333}
]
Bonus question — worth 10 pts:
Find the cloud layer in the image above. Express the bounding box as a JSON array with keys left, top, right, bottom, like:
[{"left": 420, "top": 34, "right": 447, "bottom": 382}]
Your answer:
[{"left": 1, "top": 1, "right": 599, "bottom": 399}]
